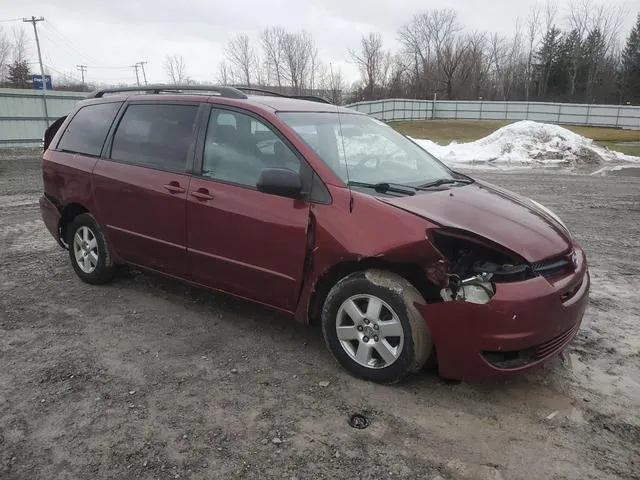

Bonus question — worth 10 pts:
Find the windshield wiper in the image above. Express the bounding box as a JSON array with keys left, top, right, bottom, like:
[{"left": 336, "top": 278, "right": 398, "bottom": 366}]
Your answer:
[
  {"left": 419, "top": 178, "right": 473, "bottom": 189},
  {"left": 347, "top": 181, "right": 417, "bottom": 196}
]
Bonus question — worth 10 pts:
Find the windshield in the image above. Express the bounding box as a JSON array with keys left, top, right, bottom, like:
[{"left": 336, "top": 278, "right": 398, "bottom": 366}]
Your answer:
[{"left": 278, "top": 112, "right": 454, "bottom": 186}]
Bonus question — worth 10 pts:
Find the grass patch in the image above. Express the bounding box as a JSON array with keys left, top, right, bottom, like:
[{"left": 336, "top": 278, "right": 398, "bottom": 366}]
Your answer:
[
  {"left": 598, "top": 141, "right": 640, "bottom": 157},
  {"left": 391, "top": 119, "right": 640, "bottom": 145},
  {"left": 391, "top": 120, "right": 509, "bottom": 144}
]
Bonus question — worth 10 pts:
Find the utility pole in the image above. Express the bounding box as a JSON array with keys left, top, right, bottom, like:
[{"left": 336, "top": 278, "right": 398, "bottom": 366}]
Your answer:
[
  {"left": 137, "top": 61, "right": 148, "bottom": 85},
  {"left": 23, "top": 16, "right": 49, "bottom": 127},
  {"left": 76, "top": 64, "right": 87, "bottom": 89},
  {"left": 132, "top": 64, "right": 140, "bottom": 86}
]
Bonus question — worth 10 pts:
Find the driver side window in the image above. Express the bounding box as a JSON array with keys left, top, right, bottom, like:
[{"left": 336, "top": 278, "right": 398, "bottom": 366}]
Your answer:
[{"left": 202, "top": 108, "right": 300, "bottom": 188}]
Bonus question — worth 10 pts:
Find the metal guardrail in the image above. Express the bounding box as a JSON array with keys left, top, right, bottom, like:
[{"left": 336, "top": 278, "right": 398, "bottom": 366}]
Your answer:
[{"left": 1, "top": 88, "right": 639, "bottom": 146}]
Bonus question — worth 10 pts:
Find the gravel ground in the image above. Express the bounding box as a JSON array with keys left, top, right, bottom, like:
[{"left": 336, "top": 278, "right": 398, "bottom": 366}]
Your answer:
[{"left": 1, "top": 149, "right": 638, "bottom": 480}]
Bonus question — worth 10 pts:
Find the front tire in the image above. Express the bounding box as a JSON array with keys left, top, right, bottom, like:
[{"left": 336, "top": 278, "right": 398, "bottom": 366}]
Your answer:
[
  {"left": 321, "top": 269, "right": 432, "bottom": 384},
  {"left": 67, "top": 213, "right": 116, "bottom": 285}
]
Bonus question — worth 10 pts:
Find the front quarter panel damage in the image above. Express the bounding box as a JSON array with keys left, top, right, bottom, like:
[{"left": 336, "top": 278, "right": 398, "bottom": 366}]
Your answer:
[{"left": 294, "top": 188, "right": 444, "bottom": 323}]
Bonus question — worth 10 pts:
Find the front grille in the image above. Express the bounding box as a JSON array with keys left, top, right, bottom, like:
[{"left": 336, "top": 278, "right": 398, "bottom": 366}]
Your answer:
[
  {"left": 531, "top": 324, "right": 579, "bottom": 360},
  {"left": 532, "top": 251, "right": 575, "bottom": 277},
  {"left": 482, "top": 324, "right": 579, "bottom": 369}
]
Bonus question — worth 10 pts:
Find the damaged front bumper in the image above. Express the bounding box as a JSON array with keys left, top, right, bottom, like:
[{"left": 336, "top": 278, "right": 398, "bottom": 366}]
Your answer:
[{"left": 417, "top": 245, "right": 590, "bottom": 381}]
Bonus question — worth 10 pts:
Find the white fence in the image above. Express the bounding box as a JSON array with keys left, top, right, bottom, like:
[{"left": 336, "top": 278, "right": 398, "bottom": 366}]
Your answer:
[
  {"left": 0, "top": 88, "right": 85, "bottom": 146},
  {"left": 346, "top": 99, "right": 640, "bottom": 130},
  {"left": 1, "top": 88, "right": 639, "bottom": 147}
]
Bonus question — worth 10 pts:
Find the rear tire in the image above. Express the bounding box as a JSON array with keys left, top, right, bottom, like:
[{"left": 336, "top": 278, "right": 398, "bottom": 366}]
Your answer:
[
  {"left": 67, "top": 213, "right": 116, "bottom": 285},
  {"left": 321, "top": 269, "right": 432, "bottom": 384}
]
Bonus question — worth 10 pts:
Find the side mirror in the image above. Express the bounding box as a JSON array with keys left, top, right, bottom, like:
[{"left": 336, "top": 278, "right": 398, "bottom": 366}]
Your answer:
[{"left": 256, "top": 167, "right": 303, "bottom": 199}]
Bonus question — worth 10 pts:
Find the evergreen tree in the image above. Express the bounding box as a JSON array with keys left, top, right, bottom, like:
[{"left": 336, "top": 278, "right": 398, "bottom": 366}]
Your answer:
[
  {"left": 7, "top": 59, "right": 31, "bottom": 88},
  {"left": 534, "top": 27, "right": 562, "bottom": 98},
  {"left": 620, "top": 13, "right": 640, "bottom": 104},
  {"left": 582, "top": 28, "right": 607, "bottom": 102},
  {"left": 563, "top": 29, "right": 582, "bottom": 99}
]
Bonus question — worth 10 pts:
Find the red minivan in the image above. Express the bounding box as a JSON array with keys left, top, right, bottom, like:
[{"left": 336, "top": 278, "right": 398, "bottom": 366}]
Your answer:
[{"left": 40, "top": 86, "right": 590, "bottom": 383}]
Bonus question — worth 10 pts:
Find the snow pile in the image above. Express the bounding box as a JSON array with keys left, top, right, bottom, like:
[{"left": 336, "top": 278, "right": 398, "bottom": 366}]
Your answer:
[{"left": 411, "top": 120, "right": 640, "bottom": 170}]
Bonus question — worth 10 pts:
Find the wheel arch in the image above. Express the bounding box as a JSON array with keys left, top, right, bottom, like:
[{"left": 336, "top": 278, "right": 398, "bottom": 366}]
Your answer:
[
  {"left": 59, "top": 203, "right": 90, "bottom": 247},
  {"left": 307, "top": 257, "right": 440, "bottom": 326}
]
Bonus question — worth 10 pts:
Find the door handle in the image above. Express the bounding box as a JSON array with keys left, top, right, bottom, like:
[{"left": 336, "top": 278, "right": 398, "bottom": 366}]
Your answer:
[
  {"left": 163, "top": 182, "right": 185, "bottom": 194},
  {"left": 191, "top": 188, "right": 214, "bottom": 201}
]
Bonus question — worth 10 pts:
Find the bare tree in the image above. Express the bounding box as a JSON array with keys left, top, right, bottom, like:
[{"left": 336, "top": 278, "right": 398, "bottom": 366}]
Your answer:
[
  {"left": 0, "top": 27, "right": 11, "bottom": 81},
  {"left": 525, "top": 4, "right": 542, "bottom": 100},
  {"left": 308, "top": 41, "right": 320, "bottom": 91},
  {"left": 398, "top": 9, "right": 468, "bottom": 99},
  {"left": 438, "top": 34, "right": 469, "bottom": 99},
  {"left": 12, "top": 26, "right": 28, "bottom": 64},
  {"left": 260, "top": 27, "right": 286, "bottom": 87},
  {"left": 164, "top": 54, "right": 187, "bottom": 84},
  {"left": 398, "top": 13, "right": 434, "bottom": 98},
  {"left": 279, "top": 30, "right": 316, "bottom": 93},
  {"left": 462, "top": 32, "right": 489, "bottom": 98},
  {"left": 217, "top": 60, "right": 231, "bottom": 85},
  {"left": 225, "top": 33, "right": 257, "bottom": 87},
  {"left": 499, "top": 23, "right": 526, "bottom": 100},
  {"left": 322, "top": 64, "right": 345, "bottom": 104},
  {"left": 349, "top": 32, "right": 391, "bottom": 100}
]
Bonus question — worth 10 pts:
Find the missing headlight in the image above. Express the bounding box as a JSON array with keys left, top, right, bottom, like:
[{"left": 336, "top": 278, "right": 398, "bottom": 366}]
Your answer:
[
  {"left": 441, "top": 272, "right": 495, "bottom": 304},
  {"left": 428, "top": 229, "right": 534, "bottom": 304},
  {"left": 429, "top": 229, "right": 531, "bottom": 284}
]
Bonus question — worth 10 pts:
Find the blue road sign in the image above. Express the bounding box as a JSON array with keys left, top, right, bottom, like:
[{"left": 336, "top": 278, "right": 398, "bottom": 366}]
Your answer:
[{"left": 32, "top": 74, "right": 53, "bottom": 89}]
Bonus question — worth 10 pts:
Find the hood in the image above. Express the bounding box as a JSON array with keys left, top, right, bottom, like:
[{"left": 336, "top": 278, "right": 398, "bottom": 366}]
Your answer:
[{"left": 378, "top": 181, "right": 571, "bottom": 262}]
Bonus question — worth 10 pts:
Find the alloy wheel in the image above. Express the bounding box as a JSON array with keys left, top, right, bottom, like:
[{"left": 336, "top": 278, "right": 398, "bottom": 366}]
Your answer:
[
  {"left": 335, "top": 294, "right": 405, "bottom": 369},
  {"left": 73, "top": 226, "right": 99, "bottom": 274}
]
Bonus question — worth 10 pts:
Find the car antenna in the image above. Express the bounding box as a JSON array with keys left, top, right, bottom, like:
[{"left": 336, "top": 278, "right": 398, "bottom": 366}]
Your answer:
[{"left": 333, "top": 83, "right": 354, "bottom": 212}]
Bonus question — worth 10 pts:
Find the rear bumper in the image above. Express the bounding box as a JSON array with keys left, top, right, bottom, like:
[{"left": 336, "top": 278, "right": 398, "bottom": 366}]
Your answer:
[
  {"left": 39, "top": 194, "right": 63, "bottom": 246},
  {"left": 417, "top": 244, "right": 590, "bottom": 381}
]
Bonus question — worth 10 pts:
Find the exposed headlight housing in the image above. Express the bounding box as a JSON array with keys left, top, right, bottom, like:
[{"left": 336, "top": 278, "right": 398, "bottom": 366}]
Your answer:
[{"left": 529, "top": 199, "right": 571, "bottom": 238}]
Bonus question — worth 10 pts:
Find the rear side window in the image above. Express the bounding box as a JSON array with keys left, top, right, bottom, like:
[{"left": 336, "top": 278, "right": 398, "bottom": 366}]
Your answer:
[
  {"left": 110, "top": 104, "right": 198, "bottom": 172},
  {"left": 57, "top": 102, "right": 122, "bottom": 156}
]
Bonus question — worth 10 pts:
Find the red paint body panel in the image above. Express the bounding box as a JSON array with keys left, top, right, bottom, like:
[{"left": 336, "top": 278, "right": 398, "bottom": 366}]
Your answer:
[
  {"left": 92, "top": 160, "right": 190, "bottom": 277},
  {"left": 186, "top": 177, "right": 309, "bottom": 311},
  {"left": 39, "top": 194, "right": 61, "bottom": 241},
  {"left": 42, "top": 150, "right": 98, "bottom": 214},
  {"left": 381, "top": 182, "right": 571, "bottom": 262},
  {"left": 294, "top": 187, "right": 441, "bottom": 322}
]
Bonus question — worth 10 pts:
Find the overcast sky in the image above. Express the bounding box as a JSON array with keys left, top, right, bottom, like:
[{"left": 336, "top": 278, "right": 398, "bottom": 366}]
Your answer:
[{"left": 1, "top": 0, "right": 636, "bottom": 87}]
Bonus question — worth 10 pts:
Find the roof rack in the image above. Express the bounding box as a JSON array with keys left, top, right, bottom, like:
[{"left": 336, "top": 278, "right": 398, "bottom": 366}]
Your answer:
[
  {"left": 86, "top": 84, "right": 248, "bottom": 99},
  {"left": 233, "top": 87, "right": 287, "bottom": 97},
  {"left": 234, "top": 86, "right": 332, "bottom": 104},
  {"left": 290, "top": 95, "right": 331, "bottom": 104}
]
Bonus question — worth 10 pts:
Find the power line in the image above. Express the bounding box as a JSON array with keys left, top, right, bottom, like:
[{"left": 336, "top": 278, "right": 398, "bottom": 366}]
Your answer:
[
  {"left": 87, "top": 65, "right": 132, "bottom": 70},
  {"left": 37, "top": 29, "right": 90, "bottom": 68},
  {"left": 0, "top": 18, "right": 22, "bottom": 23},
  {"left": 43, "top": 63, "right": 82, "bottom": 84},
  {"left": 42, "top": 20, "right": 100, "bottom": 66}
]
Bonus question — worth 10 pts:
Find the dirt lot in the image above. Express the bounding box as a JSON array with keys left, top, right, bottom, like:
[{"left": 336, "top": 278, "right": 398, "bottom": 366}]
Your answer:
[{"left": 1, "top": 149, "right": 638, "bottom": 480}]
